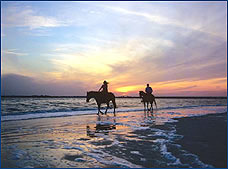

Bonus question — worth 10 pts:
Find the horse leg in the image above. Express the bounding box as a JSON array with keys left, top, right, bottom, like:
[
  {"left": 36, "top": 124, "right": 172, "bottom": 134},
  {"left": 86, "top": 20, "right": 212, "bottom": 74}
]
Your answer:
[
  {"left": 154, "top": 99, "right": 157, "bottom": 109},
  {"left": 112, "top": 99, "right": 116, "bottom": 115},
  {"left": 105, "top": 102, "right": 109, "bottom": 115},
  {"left": 97, "top": 104, "right": 100, "bottom": 115},
  {"left": 98, "top": 104, "right": 103, "bottom": 115},
  {"left": 150, "top": 102, "right": 153, "bottom": 112}
]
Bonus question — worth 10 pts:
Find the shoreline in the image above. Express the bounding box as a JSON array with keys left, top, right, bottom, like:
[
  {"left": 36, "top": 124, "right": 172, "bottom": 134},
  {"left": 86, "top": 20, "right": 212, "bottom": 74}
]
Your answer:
[{"left": 2, "top": 105, "right": 227, "bottom": 122}]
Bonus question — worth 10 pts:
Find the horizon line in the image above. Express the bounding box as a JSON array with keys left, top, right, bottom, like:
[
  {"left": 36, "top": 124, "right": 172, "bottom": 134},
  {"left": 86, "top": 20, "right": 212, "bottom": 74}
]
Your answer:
[{"left": 1, "top": 95, "right": 227, "bottom": 99}]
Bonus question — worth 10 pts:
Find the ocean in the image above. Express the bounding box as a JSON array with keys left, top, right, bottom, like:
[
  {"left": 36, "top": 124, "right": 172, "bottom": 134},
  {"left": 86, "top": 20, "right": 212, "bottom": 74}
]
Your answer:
[
  {"left": 1, "top": 97, "right": 227, "bottom": 168},
  {"left": 1, "top": 97, "right": 227, "bottom": 121}
]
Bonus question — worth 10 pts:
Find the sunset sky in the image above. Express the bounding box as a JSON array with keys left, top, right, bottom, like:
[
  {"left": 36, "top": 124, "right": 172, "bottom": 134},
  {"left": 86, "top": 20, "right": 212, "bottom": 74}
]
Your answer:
[{"left": 1, "top": 1, "right": 227, "bottom": 96}]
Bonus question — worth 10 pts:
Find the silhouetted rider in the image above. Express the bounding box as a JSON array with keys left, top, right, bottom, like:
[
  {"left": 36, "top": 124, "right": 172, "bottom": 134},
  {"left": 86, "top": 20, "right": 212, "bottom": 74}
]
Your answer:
[
  {"left": 99, "top": 80, "right": 108, "bottom": 93},
  {"left": 145, "top": 84, "right": 153, "bottom": 94}
]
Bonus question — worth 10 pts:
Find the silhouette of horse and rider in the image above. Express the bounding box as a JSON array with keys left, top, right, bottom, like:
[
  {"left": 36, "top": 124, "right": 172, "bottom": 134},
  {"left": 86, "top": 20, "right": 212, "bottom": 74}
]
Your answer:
[
  {"left": 86, "top": 81, "right": 157, "bottom": 115},
  {"left": 86, "top": 81, "right": 117, "bottom": 115},
  {"left": 139, "top": 84, "right": 157, "bottom": 112}
]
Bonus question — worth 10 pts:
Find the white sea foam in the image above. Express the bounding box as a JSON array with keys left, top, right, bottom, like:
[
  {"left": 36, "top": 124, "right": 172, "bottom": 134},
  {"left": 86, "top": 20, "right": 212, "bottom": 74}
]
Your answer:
[
  {"left": 2, "top": 105, "right": 226, "bottom": 122},
  {"left": 130, "top": 151, "right": 142, "bottom": 156},
  {"left": 62, "top": 146, "right": 84, "bottom": 151},
  {"left": 86, "top": 150, "right": 143, "bottom": 168}
]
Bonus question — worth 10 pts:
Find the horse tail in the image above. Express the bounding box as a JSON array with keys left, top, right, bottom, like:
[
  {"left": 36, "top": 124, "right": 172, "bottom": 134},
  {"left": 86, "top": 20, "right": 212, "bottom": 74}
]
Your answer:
[
  {"left": 108, "top": 92, "right": 117, "bottom": 108},
  {"left": 154, "top": 97, "right": 157, "bottom": 109}
]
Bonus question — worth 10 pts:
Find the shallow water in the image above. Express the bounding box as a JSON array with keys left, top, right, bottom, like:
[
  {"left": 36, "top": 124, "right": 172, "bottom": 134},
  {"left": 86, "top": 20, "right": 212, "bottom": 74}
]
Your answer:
[
  {"left": 1, "top": 97, "right": 227, "bottom": 168},
  {"left": 1, "top": 105, "right": 227, "bottom": 168},
  {"left": 1, "top": 97, "right": 227, "bottom": 121}
]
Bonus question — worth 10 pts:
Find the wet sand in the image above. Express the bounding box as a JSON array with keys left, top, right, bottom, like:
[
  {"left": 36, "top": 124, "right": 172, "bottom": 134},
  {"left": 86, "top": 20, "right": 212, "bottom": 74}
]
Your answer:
[
  {"left": 1, "top": 110, "right": 227, "bottom": 168},
  {"left": 175, "top": 112, "right": 227, "bottom": 168}
]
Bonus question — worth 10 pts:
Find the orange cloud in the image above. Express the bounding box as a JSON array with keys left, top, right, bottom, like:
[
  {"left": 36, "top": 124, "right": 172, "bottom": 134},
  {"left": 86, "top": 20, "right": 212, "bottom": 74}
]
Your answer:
[{"left": 112, "top": 77, "right": 227, "bottom": 96}]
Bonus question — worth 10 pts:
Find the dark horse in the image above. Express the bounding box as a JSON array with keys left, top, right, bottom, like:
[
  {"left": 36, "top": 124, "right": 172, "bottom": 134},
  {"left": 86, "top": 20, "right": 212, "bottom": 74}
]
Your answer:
[
  {"left": 86, "top": 91, "right": 117, "bottom": 115},
  {"left": 139, "top": 91, "right": 157, "bottom": 111}
]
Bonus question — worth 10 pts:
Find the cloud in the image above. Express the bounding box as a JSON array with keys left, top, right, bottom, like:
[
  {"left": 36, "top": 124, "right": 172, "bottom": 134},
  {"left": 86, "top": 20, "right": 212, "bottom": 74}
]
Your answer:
[
  {"left": 1, "top": 2, "right": 226, "bottom": 96},
  {"left": 3, "top": 49, "right": 28, "bottom": 56},
  {"left": 107, "top": 24, "right": 227, "bottom": 85},
  {"left": 157, "top": 90, "right": 227, "bottom": 97},
  {"left": 2, "top": 6, "right": 67, "bottom": 29},
  {"left": 1, "top": 49, "right": 30, "bottom": 75},
  {"left": 1, "top": 74, "right": 87, "bottom": 96},
  {"left": 106, "top": 6, "right": 183, "bottom": 28},
  {"left": 103, "top": 2, "right": 226, "bottom": 39}
]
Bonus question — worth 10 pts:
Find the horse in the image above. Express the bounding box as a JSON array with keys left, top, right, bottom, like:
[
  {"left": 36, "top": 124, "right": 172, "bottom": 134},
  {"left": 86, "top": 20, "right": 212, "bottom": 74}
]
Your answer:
[
  {"left": 139, "top": 91, "right": 157, "bottom": 112},
  {"left": 86, "top": 91, "right": 117, "bottom": 115}
]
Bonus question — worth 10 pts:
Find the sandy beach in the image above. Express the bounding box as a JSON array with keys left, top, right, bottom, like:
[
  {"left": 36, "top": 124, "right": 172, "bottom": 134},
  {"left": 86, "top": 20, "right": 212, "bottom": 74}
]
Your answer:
[
  {"left": 1, "top": 108, "right": 227, "bottom": 168},
  {"left": 175, "top": 113, "right": 227, "bottom": 168}
]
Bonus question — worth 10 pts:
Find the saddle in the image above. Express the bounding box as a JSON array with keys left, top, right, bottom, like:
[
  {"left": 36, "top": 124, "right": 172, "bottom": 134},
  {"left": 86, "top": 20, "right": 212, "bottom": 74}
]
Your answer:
[
  {"left": 99, "top": 91, "right": 109, "bottom": 100},
  {"left": 145, "top": 93, "right": 154, "bottom": 100}
]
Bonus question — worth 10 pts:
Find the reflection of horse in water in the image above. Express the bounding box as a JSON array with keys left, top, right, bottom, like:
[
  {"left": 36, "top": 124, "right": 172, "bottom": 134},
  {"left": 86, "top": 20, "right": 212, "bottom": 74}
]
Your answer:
[
  {"left": 86, "top": 91, "right": 117, "bottom": 115},
  {"left": 139, "top": 91, "right": 157, "bottom": 112},
  {"left": 86, "top": 116, "right": 116, "bottom": 137}
]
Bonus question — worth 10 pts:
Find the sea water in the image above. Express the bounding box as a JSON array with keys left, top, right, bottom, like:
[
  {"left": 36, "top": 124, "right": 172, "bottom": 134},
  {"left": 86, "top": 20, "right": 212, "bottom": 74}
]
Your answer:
[
  {"left": 1, "top": 97, "right": 227, "bottom": 121},
  {"left": 1, "top": 97, "right": 227, "bottom": 168}
]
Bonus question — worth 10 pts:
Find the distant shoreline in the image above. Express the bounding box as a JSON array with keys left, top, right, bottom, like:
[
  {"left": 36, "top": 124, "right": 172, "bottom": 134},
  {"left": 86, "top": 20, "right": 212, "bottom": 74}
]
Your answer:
[{"left": 1, "top": 95, "right": 227, "bottom": 99}]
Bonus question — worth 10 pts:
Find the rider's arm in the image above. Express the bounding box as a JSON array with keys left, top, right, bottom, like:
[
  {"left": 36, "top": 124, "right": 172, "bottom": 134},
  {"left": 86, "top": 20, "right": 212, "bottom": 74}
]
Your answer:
[{"left": 98, "top": 85, "right": 103, "bottom": 91}]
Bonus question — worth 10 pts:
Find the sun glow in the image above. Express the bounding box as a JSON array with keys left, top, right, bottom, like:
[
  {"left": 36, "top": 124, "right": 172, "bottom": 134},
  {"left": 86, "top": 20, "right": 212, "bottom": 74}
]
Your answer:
[
  {"left": 115, "top": 85, "right": 144, "bottom": 93},
  {"left": 112, "top": 77, "right": 227, "bottom": 96}
]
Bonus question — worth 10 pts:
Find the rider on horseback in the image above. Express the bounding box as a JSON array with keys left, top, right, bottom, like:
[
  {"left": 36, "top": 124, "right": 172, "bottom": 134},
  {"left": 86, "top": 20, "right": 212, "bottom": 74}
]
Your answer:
[
  {"left": 145, "top": 84, "right": 153, "bottom": 94},
  {"left": 145, "top": 84, "right": 153, "bottom": 99},
  {"left": 99, "top": 80, "right": 108, "bottom": 93}
]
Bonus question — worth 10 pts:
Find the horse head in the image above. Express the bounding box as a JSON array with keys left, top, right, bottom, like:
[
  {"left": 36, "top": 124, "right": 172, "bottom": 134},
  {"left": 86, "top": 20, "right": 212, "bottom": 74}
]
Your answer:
[
  {"left": 86, "top": 91, "right": 92, "bottom": 102},
  {"left": 139, "top": 91, "right": 144, "bottom": 98}
]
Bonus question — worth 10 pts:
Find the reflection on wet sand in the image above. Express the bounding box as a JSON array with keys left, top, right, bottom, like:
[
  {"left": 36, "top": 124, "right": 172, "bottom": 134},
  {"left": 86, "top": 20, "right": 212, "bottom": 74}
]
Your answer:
[{"left": 86, "top": 115, "right": 116, "bottom": 138}]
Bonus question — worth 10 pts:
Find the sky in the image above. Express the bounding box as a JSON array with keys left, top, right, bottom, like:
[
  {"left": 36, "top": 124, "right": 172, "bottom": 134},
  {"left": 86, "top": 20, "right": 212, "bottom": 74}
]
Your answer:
[{"left": 1, "top": 1, "right": 227, "bottom": 96}]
